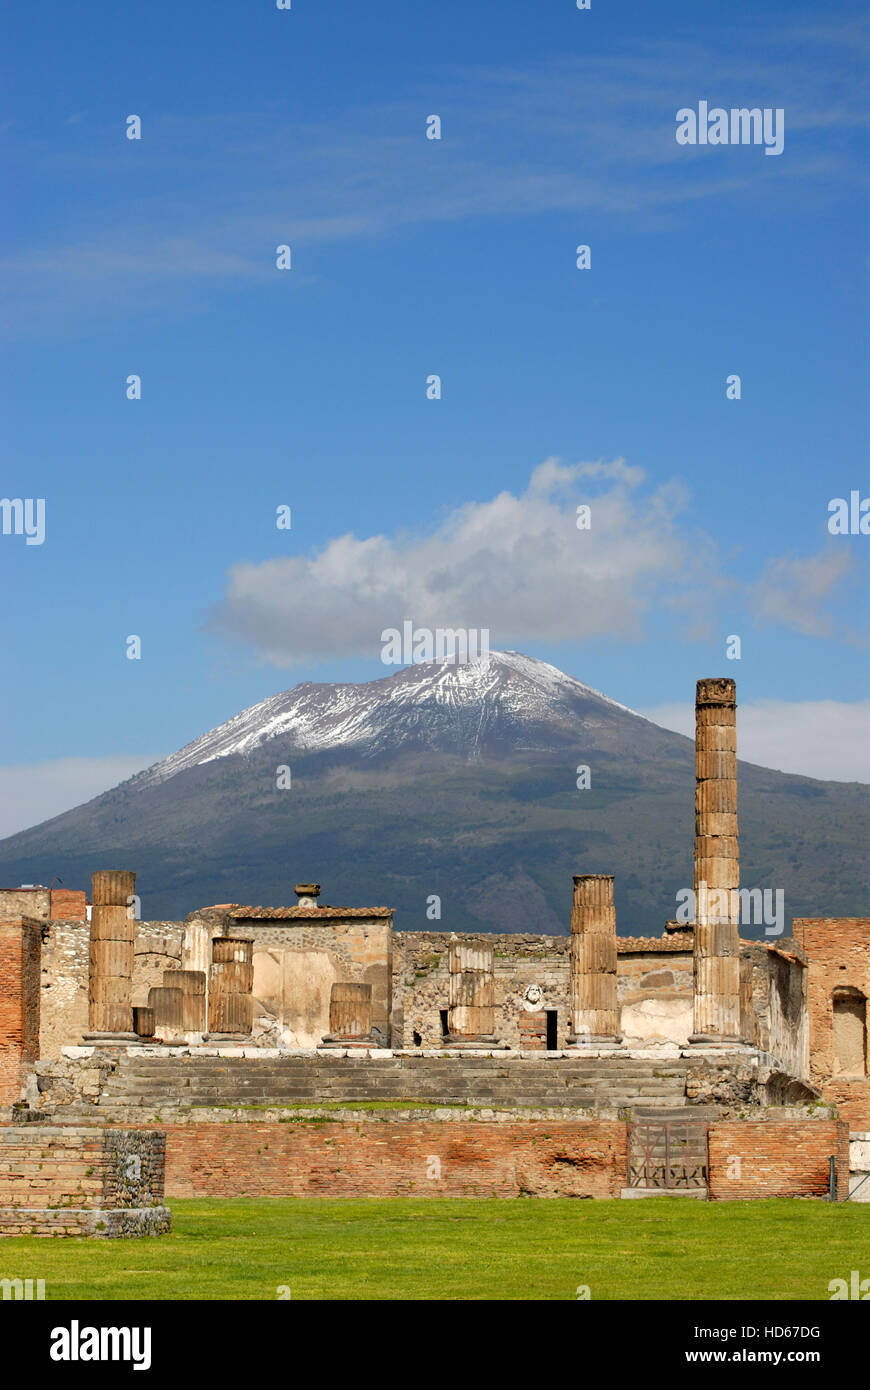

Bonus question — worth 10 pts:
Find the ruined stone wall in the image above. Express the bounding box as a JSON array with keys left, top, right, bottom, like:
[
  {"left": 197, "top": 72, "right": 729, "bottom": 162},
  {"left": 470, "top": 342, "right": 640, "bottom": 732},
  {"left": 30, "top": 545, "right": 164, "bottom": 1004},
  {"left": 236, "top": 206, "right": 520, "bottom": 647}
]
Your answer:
[
  {"left": 0, "top": 1125, "right": 169, "bottom": 1237},
  {"left": 708, "top": 1119, "right": 849, "bottom": 1200},
  {"left": 740, "top": 942, "right": 808, "bottom": 1080},
  {"left": 393, "top": 933, "right": 697, "bottom": 1049},
  {"left": 38, "top": 920, "right": 184, "bottom": 1059},
  {"left": 392, "top": 933, "right": 571, "bottom": 1049},
  {"left": 792, "top": 918, "right": 870, "bottom": 1128},
  {"left": 0, "top": 1126, "right": 166, "bottom": 1209},
  {"left": 221, "top": 920, "right": 393, "bottom": 1048},
  {"left": 617, "top": 940, "right": 694, "bottom": 1045},
  {"left": 129, "top": 1113, "right": 853, "bottom": 1202},
  {"left": 0, "top": 919, "right": 41, "bottom": 1105},
  {"left": 0, "top": 889, "right": 50, "bottom": 920}
]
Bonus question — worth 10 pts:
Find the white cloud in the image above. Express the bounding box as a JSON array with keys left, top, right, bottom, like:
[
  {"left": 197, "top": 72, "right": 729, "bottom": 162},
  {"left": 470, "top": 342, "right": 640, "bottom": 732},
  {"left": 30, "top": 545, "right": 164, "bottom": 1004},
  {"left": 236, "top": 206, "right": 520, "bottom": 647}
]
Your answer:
[
  {"left": 208, "top": 458, "right": 718, "bottom": 666},
  {"left": 0, "top": 754, "right": 164, "bottom": 840},
  {"left": 639, "top": 700, "right": 870, "bottom": 783}
]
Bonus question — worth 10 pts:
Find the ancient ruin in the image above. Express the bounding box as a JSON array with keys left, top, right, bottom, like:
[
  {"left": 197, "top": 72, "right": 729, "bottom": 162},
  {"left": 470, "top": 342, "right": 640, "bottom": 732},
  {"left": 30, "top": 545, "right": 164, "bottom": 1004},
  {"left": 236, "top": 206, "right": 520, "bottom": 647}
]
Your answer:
[{"left": 0, "top": 676, "right": 867, "bottom": 1218}]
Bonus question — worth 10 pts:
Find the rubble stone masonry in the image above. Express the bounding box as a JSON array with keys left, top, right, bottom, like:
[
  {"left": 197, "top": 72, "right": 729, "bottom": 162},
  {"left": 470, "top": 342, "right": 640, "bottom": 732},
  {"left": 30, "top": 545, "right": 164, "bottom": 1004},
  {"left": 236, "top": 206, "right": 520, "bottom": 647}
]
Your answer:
[{"left": 0, "top": 1126, "right": 169, "bottom": 1237}]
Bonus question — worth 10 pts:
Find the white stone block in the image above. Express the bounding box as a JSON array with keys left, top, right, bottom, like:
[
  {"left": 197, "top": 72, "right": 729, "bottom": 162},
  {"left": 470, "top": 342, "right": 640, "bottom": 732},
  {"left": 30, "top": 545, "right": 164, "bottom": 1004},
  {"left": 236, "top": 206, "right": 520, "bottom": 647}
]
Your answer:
[{"left": 849, "top": 1139, "right": 870, "bottom": 1169}]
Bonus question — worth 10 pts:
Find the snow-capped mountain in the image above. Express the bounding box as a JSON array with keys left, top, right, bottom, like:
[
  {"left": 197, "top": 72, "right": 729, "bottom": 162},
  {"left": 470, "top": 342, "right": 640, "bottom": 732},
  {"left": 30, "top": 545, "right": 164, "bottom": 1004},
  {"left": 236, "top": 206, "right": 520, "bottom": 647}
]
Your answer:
[
  {"left": 133, "top": 651, "right": 646, "bottom": 789},
  {"left": 1, "top": 653, "right": 867, "bottom": 931}
]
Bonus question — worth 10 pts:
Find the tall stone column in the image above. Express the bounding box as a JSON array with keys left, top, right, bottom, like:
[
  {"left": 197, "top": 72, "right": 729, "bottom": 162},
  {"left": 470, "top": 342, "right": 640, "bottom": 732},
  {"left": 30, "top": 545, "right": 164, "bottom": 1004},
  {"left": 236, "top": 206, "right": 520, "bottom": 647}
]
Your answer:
[
  {"left": 181, "top": 921, "right": 211, "bottom": 1035},
  {"left": 691, "top": 677, "right": 741, "bottom": 1043},
  {"left": 566, "top": 874, "right": 622, "bottom": 1047},
  {"left": 445, "top": 939, "right": 504, "bottom": 1048},
  {"left": 85, "top": 870, "right": 138, "bottom": 1042}
]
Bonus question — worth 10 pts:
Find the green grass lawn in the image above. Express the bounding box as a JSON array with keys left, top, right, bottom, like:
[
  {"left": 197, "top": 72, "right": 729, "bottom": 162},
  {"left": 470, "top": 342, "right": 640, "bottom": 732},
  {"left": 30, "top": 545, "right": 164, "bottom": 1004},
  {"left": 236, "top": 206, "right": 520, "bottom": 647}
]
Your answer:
[{"left": 2, "top": 1198, "right": 868, "bottom": 1300}]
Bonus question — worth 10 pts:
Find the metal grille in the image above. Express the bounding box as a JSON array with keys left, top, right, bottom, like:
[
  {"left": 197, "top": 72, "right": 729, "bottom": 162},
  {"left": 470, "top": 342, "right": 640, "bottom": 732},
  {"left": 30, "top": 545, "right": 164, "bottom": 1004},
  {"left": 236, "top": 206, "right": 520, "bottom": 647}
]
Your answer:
[{"left": 627, "top": 1121, "right": 709, "bottom": 1189}]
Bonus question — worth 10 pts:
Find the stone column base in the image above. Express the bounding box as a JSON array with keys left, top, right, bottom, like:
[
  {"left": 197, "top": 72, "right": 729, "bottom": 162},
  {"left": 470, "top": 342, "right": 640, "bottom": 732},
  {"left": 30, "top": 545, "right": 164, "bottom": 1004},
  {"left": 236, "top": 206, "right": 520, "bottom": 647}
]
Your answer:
[
  {"left": 320, "top": 1034, "right": 379, "bottom": 1049},
  {"left": 81, "top": 1032, "right": 139, "bottom": 1046},
  {"left": 205, "top": 1033, "right": 252, "bottom": 1044},
  {"left": 443, "top": 1035, "right": 510, "bottom": 1050},
  {"left": 565, "top": 1033, "right": 623, "bottom": 1049},
  {"left": 688, "top": 1033, "right": 745, "bottom": 1046}
]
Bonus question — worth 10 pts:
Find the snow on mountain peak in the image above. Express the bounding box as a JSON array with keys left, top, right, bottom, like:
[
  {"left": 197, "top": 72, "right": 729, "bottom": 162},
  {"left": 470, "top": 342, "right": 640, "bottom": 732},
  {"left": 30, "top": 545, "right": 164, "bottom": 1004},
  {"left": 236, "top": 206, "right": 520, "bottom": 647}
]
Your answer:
[{"left": 133, "top": 651, "right": 642, "bottom": 789}]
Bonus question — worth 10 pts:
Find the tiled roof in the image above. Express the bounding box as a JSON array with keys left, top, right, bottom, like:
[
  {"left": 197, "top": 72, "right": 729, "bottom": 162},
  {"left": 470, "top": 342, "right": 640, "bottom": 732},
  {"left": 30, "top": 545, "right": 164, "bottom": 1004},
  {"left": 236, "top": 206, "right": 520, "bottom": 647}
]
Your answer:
[
  {"left": 229, "top": 905, "right": 393, "bottom": 920},
  {"left": 617, "top": 934, "right": 694, "bottom": 953}
]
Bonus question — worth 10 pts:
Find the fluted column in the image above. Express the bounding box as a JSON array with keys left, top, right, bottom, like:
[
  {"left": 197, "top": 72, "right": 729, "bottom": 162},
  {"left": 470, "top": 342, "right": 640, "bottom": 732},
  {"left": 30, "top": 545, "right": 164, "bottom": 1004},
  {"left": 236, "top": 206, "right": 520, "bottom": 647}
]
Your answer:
[
  {"left": 181, "top": 920, "right": 211, "bottom": 1037},
  {"left": 85, "top": 870, "right": 138, "bottom": 1041},
  {"left": 322, "top": 982, "right": 376, "bottom": 1048},
  {"left": 446, "top": 939, "right": 503, "bottom": 1047},
  {"left": 691, "top": 677, "right": 741, "bottom": 1042},
  {"left": 566, "top": 874, "right": 622, "bottom": 1046},
  {"left": 208, "top": 937, "right": 254, "bottom": 1038}
]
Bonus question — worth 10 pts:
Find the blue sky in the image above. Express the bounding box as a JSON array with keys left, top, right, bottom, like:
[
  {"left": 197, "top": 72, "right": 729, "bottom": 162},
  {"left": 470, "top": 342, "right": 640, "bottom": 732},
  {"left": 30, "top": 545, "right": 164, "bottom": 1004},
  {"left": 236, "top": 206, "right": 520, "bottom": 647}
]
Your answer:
[{"left": 1, "top": 0, "right": 868, "bottom": 831}]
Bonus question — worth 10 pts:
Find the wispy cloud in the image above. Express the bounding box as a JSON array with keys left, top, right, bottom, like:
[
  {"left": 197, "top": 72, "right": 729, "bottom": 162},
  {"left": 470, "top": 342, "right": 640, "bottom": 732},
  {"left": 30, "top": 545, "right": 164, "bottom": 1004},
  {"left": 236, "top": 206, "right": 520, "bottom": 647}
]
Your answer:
[
  {"left": 746, "top": 545, "right": 856, "bottom": 638},
  {"left": 640, "top": 698, "right": 870, "bottom": 783},
  {"left": 2, "top": 20, "right": 866, "bottom": 337}
]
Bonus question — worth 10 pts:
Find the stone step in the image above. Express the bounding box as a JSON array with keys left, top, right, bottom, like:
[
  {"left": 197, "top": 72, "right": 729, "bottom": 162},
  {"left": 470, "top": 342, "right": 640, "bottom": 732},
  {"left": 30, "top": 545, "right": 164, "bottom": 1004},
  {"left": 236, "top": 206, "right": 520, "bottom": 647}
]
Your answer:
[
  {"left": 620, "top": 1188, "right": 708, "bottom": 1199},
  {"left": 86, "top": 1054, "right": 696, "bottom": 1118}
]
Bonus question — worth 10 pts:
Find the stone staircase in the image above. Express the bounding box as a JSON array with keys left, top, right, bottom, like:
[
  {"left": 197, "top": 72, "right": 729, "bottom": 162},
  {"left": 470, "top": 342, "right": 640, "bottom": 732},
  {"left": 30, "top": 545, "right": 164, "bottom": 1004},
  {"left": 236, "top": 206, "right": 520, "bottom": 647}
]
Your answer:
[{"left": 77, "top": 1053, "right": 703, "bottom": 1119}]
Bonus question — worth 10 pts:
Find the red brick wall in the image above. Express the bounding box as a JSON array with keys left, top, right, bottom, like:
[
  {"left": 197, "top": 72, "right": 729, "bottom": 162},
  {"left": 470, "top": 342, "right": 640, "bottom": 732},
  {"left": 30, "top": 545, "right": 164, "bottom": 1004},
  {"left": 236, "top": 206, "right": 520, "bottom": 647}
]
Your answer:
[
  {"left": 708, "top": 1120, "right": 850, "bottom": 1200},
  {"left": 49, "top": 889, "right": 87, "bottom": 921},
  {"left": 161, "top": 1120, "right": 627, "bottom": 1199},
  {"left": 793, "top": 918, "right": 870, "bottom": 1128},
  {"left": 0, "top": 918, "right": 41, "bottom": 1105},
  {"left": 157, "top": 1116, "right": 852, "bottom": 1201}
]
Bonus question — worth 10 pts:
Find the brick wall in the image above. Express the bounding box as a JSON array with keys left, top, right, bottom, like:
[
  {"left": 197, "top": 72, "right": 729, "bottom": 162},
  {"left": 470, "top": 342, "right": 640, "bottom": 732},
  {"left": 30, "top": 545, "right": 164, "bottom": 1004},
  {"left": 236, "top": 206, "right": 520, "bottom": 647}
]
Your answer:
[
  {"left": 0, "top": 1125, "right": 166, "bottom": 1210},
  {"left": 0, "top": 918, "right": 41, "bottom": 1105},
  {"left": 793, "top": 918, "right": 870, "bottom": 1128},
  {"left": 49, "top": 889, "right": 87, "bottom": 921},
  {"left": 161, "top": 1119, "right": 627, "bottom": 1199},
  {"left": 708, "top": 1120, "right": 850, "bottom": 1200},
  {"left": 153, "top": 1114, "right": 852, "bottom": 1201},
  {"left": 518, "top": 1011, "right": 548, "bottom": 1049}
]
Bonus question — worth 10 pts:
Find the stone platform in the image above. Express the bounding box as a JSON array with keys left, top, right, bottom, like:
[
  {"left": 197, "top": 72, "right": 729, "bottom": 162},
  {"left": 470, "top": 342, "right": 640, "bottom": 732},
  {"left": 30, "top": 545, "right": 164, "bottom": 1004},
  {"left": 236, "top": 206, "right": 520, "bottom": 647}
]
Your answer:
[
  {"left": 0, "top": 1206, "right": 171, "bottom": 1237},
  {"left": 0, "top": 1125, "right": 170, "bottom": 1238}
]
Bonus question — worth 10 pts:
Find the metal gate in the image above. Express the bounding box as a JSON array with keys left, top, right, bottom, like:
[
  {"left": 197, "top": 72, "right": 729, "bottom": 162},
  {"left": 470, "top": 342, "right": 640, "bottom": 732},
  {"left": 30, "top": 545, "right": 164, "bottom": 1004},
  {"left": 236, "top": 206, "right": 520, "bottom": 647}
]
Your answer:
[{"left": 627, "top": 1120, "right": 709, "bottom": 1190}]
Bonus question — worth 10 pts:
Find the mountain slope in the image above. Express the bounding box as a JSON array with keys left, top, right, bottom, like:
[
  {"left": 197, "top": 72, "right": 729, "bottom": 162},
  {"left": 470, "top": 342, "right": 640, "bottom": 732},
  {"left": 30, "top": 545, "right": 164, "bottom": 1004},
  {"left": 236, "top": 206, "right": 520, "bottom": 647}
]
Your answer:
[{"left": 1, "top": 653, "right": 867, "bottom": 934}]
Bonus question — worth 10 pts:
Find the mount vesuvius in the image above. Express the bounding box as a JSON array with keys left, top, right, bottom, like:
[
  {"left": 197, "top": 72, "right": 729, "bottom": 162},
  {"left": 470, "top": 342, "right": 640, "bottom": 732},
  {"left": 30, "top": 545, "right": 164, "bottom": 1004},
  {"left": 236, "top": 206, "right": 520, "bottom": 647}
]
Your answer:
[{"left": 0, "top": 652, "right": 867, "bottom": 934}]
